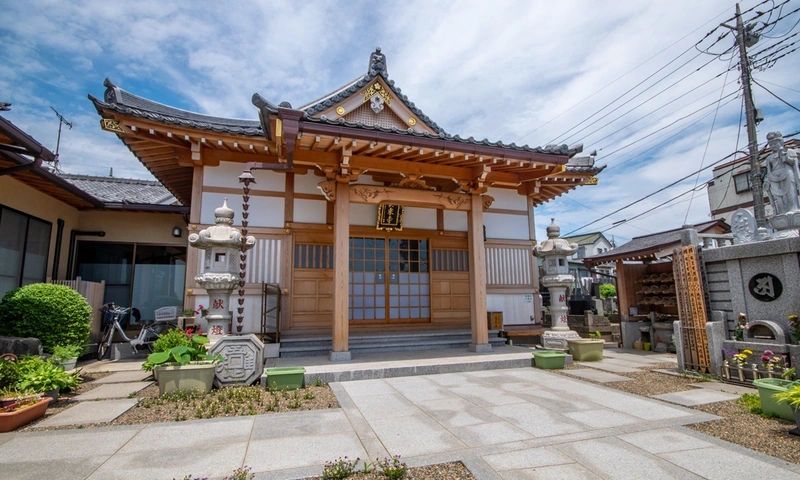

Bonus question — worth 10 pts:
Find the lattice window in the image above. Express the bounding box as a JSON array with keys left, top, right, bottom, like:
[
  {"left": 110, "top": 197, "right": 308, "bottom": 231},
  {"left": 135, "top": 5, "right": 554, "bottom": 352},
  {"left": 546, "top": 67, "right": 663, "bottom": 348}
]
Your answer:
[
  {"left": 431, "top": 249, "right": 469, "bottom": 271},
  {"left": 343, "top": 102, "right": 409, "bottom": 130},
  {"left": 294, "top": 244, "right": 333, "bottom": 269}
]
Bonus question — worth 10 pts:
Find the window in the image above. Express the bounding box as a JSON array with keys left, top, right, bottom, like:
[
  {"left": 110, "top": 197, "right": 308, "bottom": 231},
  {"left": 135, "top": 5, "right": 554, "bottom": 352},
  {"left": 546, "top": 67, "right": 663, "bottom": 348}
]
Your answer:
[
  {"left": 431, "top": 249, "right": 469, "bottom": 271},
  {"left": 76, "top": 242, "right": 186, "bottom": 322},
  {"left": 734, "top": 173, "right": 750, "bottom": 193},
  {"left": 577, "top": 246, "right": 586, "bottom": 258},
  {"left": 294, "top": 244, "right": 333, "bottom": 269},
  {"left": 0, "top": 206, "right": 51, "bottom": 299}
]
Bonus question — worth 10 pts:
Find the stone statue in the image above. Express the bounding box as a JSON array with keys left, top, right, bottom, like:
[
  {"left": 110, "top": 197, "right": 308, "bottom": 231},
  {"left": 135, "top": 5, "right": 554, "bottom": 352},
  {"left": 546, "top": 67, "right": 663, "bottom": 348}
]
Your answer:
[{"left": 764, "top": 131, "right": 800, "bottom": 215}]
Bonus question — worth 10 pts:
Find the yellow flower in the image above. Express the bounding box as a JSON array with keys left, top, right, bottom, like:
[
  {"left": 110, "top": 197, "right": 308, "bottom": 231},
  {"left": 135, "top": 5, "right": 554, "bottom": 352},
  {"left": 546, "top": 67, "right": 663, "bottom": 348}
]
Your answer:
[{"left": 743, "top": 349, "right": 753, "bottom": 355}]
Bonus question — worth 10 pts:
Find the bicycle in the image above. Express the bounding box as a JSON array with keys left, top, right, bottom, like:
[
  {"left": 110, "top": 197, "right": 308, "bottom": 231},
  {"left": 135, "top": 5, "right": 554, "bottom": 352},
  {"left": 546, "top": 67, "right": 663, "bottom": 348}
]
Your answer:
[{"left": 96, "top": 304, "right": 179, "bottom": 360}]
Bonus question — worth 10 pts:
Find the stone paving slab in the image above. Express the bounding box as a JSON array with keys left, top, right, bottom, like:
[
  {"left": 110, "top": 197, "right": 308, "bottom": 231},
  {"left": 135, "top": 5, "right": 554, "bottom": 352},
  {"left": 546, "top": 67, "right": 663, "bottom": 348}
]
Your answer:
[
  {"left": 577, "top": 361, "right": 639, "bottom": 374},
  {"left": 652, "top": 389, "right": 739, "bottom": 406},
  {"left": 561, "top": 369, "right": 633, "bottom": 383},
  {"left": 71, "top": 381, "right": 152, "bottom": 401},
  {"left": 659, "top": 446, "right": 800, "bottom": 480},
  {"left": 92, "top": 370, "right": 153, "bottom": 384},
  {"left": 690, "top": 381, "right": 756, "bottom": 395},
  {"left": 36, "top": 399, "right": 138, "bottom": 427}
]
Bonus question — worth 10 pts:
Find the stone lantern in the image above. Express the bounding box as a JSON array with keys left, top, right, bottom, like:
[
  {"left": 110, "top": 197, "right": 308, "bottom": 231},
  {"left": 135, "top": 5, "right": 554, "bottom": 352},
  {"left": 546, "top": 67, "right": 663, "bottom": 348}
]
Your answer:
[
  {"left": 188, "top": 199, "right": 255, "bottom": 342},
  {"left": 534, "top": 219, "right": 581, "bottom": 349}
]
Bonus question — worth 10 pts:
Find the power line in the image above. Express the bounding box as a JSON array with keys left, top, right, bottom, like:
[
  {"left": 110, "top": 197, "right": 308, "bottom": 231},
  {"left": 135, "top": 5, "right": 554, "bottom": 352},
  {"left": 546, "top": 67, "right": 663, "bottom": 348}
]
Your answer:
[
  {"left": 684, "top": 55, "right": 736, "bottom": 224},
  {"left": 755, "top": 78, "right": 800, "bottom": 93},
  {"left": 753, "top": 78, "right": 800, "bottom": 112},
  {"left": 563, "top": 150, "right": 740, "bottom": 236},
  {"left": 712, "top": 99, "right": 746, "bottom": 211},
  {"left": 513, "top": 4, "right": 735, "bottom": 144}
]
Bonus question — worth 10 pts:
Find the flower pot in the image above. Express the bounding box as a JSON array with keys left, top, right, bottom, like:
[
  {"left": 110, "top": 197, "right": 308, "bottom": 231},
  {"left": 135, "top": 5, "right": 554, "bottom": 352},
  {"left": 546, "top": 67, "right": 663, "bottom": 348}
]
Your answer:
[
  {"left": 59, "top": 357, "right": 78, "bottom": 370},
  {"left": 567, "top": 339, "right": 604, "bottom": 362},
  {"left": 265, "top": 367, "right": 306, "bottom": 390},
  {"left": 752, "top": 378, "right": 796, "bottom": 420},
  {"left": 790, "top": 407, "right": 800, "bottom": 437},
  {"left": 264, "top": 343, "right": 281, "bottom": 358},
  {"left": 532, "top": 350, "right": 567, "bottom": 370},
  {"left": 643, "top": 342, "right": 651, "bottom": 351},
  {"left": 633, "top": 341, "right": 643, "bottom": 350},
  {"left": 43, "top": 389, "right": 59, "bottom": 403},
  {"left": 0, "top": 398, "right": 51, "bottom": 433},
  {"left": 154, "top": 362, "right": 216, "bottom": 396}
]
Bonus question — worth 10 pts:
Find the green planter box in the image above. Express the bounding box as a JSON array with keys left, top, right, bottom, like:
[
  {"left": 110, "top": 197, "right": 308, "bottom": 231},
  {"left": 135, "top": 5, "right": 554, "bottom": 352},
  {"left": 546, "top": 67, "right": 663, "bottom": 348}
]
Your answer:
[
  {"left": 265, "top": 367, "right": 306, "bottom": 390},
  {"left": 155, "top": 362, "right": 215, "bottom": 396},
  {"left": 753, "top": 378, "right": 797, "bottom": 420},
  {"left": 532, "top": 350, "right": 566, "bottom": 370},
  {"left": 567, "top": 339, "right": 604, "bottom": 362}
]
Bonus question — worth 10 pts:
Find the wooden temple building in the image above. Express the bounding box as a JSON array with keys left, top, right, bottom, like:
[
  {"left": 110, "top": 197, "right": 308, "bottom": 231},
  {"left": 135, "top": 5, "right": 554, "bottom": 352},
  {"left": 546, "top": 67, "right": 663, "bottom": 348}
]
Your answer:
[{"left": 90, "top": 48, "right": 603, "bottom": 358}]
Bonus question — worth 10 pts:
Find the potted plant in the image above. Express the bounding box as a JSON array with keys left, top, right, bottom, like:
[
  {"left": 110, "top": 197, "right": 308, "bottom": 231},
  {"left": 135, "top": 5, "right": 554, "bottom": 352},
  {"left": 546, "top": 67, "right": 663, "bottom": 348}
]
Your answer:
[
  {"left": 13, "top": 356, "right": 81, "bottom": 401},
  {"left": 567, "top": 332, "right": 604, "bottom": 362},
  {"left": 0, "top": 394, "right": 51, "bottom": 433},
  {"left": 773, "top": 383, "right": 800, "bottom": 436},
  {"left": 752, "top": 368, "right": 798, "bottom": 420},
  {"left": 51, "top": 344, "right": 83, "bottom": 370},
  {"left": 146, "top": 334, "right": 223, "bottom": 395}
]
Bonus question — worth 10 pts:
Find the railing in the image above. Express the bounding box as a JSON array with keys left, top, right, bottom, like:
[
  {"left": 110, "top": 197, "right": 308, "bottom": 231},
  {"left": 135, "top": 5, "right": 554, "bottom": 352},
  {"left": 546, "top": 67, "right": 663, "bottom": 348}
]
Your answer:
[
  {"left": 47, "top": 276, "right": 106, "bottom": 343},
  {"left": 720, "top": 361, "right": 795, "bottom": 385}
]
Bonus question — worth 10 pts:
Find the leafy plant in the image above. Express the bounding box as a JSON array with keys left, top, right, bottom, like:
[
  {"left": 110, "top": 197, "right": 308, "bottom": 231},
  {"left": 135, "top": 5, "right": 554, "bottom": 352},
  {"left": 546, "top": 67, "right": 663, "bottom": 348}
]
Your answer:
[
  {"left": 782, "top": 367, "right": 796, "bottom": 380},
  {"left": 599, "top": 283, "right": 616, "bottom": 299},
  {"left": 174, "top": 465, "right": 254, "bottom": 480},
  {"left": 0, "top": 283, "right": 91, "bottom": 353},
  {"left": 182, "top": 305, "right": 209, "bottom": 318},
  {"left": 51, "top": 344, "right": 83, "bottom": 362},
  {"left": 146, "top": 335, "right": 222, "bottom": 370},
  {"left": 142, "top": 329, "right": 196, "bottom": 371},
  {"left": 0, "top": 393, "right": 42, "bottom": 413},
  {"left": 773, "top": 384, "right": 800, "bottom": 410},
  {"left": 737, "top": 393, "right": 763, "bottom": 414},
  {"left": 377, "top": 455, "right": 408, "bottom": 480},
  {"left": 321, "top": 457, "right": 358, "bottom": 480},
  {"left": 734, "top": 312, "right": 747, "bottom": 341},
  {"left": 588, "top": 331, "right": 602, "bottom": 339},
  {"left": 789, "top": 314, "right": 799, "bottom": 343},
  {"left": 681, "top": 371, "right": 715, "bottom": 382},
  {"left": 0, "top": 358, "right": 21, "bottom": 390},
  {"left": 13, "top": 356, "right": 81, "bottom": 393}
]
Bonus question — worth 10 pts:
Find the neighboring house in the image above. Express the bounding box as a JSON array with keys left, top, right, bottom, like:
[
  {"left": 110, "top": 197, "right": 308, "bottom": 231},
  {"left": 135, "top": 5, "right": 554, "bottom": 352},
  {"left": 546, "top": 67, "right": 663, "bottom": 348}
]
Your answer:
[
  {"left": 0, "top": 115, "right": 189, "bottom": 329},
  {"left": 562, "top": 232, "right": 615, "bottom": 291},
  {"left": 706, "top": 139, "right": 799, "bottom": 224},
  {"left": 88, "top": 48, "right": 604, "bottom": 355}
]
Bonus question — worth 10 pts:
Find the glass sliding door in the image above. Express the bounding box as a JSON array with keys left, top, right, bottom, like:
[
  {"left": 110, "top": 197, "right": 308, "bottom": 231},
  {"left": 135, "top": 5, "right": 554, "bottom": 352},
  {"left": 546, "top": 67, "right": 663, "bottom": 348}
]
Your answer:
[
  {"left": 349, "top": 237, "right": 430, "bottom": 324},
  {"left": 0, "top": 206, "right": 52, "bottom": 299}
]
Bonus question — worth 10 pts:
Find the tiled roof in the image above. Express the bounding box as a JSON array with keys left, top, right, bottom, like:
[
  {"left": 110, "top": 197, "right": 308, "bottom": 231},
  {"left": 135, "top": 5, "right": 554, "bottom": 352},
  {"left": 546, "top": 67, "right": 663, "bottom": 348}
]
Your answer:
[
  {"left": 89, "top": 79, "right": 263, "bottom": 136},
  {"left": 563, "top": 232, "right": 605, "bottom": 246},
  {"left": 59, "top": 173, "right": 178, "bottom": 205},
  {"left": 584, "top": 219, "right": 729, "bottom": 265}
]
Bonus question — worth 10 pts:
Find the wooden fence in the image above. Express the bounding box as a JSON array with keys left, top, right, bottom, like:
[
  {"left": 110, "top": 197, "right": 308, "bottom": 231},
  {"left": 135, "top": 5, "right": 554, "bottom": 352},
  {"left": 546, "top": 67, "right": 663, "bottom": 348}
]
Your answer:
[{"left": 47, "top": 277, "right": 106, "bottom": 343}]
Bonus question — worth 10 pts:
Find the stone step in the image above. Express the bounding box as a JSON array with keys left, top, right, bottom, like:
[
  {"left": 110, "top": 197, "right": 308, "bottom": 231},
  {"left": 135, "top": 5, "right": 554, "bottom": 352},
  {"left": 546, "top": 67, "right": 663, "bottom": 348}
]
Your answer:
[{"left": 280, "top": 336, "right": 507, "bottom": 358}]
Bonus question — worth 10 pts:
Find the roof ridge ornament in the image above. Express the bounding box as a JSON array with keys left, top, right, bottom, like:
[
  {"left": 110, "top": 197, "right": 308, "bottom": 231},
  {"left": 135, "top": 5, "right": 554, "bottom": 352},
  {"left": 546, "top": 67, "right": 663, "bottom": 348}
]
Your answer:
[{"left": 368, "top": 47, "right": 387, "bottom": 76}]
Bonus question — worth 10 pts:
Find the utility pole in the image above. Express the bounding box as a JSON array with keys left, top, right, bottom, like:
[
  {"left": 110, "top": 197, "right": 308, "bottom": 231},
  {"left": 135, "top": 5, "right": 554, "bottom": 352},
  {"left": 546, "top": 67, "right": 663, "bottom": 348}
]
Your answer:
[{"left": 725, "top": 3, "right": 766, "bottom": 227}]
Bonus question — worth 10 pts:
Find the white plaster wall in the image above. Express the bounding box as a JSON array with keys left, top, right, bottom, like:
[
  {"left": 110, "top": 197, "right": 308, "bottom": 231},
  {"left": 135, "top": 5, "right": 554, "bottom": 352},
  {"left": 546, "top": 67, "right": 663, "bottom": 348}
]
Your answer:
[
  {"left": 403, "top": 207, "right": 436, "bottom": 230},
  {"left": 487, "top": 187, "right": 526, "bottom": 210},
  {"left": 487, "top": 294, "right": 535, "bottom": 325},
  {"left": 294, "top": 199, "right": 326, "bottom": 224},
  {"left": 350, "top": 203, "right": 378, "bottom": 227},
  {"left": 294, "top": 171, "right": 324, "bottom": 195},
  {"left": 484, "top": 213, "right": 528, "bottom": 240},
  {"left": 187, "top": 294, "right": 262, "bottom": 335},
  {"left": 201, "top": 192, "right": 284, "bottom": 227},
  {"left": 444, "top": 210, "right": 468, "bottom": 232},
  {"left": 204, "top": 161, "right": 285, "bottom": 190}
]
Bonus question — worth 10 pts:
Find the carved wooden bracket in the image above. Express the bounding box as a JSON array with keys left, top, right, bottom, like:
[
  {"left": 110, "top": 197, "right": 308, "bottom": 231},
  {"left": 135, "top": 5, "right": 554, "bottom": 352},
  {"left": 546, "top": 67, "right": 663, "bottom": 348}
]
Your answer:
[
  {"left": 317, "top": 180, "right": 335, "bottom": 201},
  {"left": 482, "top": 195, "right": 494, "bottom": 212},
  {"left": 349, "top": 185, "right": 472, "bottom": 211},
  {"left": 398, "top": 174, "right": 431, "bottom": 190}
]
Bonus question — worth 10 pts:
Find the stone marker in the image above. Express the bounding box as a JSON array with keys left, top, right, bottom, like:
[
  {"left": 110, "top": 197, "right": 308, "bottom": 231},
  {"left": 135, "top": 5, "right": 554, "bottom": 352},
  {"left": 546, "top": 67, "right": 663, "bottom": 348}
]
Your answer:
[{"left": 209, "top": 333, "right": 264, "bottom": 387}]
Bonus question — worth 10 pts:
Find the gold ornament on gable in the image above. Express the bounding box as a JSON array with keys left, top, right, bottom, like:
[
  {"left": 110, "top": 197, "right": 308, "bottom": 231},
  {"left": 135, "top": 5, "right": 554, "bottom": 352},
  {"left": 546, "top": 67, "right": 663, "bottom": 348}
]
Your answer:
[
  {"left": 100, "top": 118, "right": 123, "bottom": 133},
  {"left": 363, "top": 82, "right": 392, "bottom": 106}
]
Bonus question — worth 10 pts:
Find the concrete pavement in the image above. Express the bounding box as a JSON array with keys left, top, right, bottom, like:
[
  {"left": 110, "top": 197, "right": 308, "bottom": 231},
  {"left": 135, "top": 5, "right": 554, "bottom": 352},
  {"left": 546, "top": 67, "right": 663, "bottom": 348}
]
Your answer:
[{"left": 1, "top": 367, "right": 798, "bottom": 480}]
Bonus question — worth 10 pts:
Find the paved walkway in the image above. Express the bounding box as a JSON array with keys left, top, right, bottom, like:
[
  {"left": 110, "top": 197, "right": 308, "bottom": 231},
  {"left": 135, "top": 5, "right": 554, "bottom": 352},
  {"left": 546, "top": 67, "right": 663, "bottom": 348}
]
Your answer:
[{"left": 1, "top": 366, "right": 797, "bottom": 480}]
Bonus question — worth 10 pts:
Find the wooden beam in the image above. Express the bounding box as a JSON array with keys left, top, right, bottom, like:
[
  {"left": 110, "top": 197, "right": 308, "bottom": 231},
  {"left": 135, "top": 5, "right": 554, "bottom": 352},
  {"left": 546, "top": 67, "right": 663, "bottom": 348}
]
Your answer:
[
  {"left": 190, "top": 165, "right": 203, "bottom": 224},
  {"left": 332, "top": 181, "right": 350, "bottom": 355},
  {"left": 349, "top": 184, "right": 472, "bottom": 211},
  {"left": 468, "top": 193, "right": 489, "bottom": 350},
  {"left": 284, "top": 172, "right": 294, "bottom": 223}
]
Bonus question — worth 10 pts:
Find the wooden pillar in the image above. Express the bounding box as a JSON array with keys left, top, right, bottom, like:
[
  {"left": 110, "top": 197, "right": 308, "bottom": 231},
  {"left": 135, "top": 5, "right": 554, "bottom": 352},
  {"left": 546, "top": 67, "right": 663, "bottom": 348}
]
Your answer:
[
  {"left": 468, "top": 194, "right": 490, "bottom": 351},
  {"left": 616, "top": 259, "right": 628, "bottom": 322},
  {"left": 528, "top": 196, "right": 542, "bottom": 323},
  {"left": 331, "top": 181, "right": 351, "bottom": 360}
]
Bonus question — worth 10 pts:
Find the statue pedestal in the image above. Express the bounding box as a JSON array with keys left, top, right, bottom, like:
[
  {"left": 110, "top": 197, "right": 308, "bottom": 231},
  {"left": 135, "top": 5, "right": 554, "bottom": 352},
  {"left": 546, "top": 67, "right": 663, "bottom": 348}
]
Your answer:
[
  {"left": 769, "top": 210, "right": 800, "bottom": 238},
  {"left": 541, "top": 330, "right": 581, "bottom": 350}
]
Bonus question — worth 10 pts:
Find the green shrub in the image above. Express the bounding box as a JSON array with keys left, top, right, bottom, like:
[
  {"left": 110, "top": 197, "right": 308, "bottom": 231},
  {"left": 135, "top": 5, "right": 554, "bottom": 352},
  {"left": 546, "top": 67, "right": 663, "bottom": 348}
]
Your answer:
[
  {"left": 0, "top": 358, "right": 21, "bottom": 390},
  {"left": 0, "top": 283, "right": 91, "bottom": 353},
  {"left": 599, "top": 283, "right": 616, "bottom": 299},
  {"left": 738, "top": 393, "right": 763, "bottom": 414}
]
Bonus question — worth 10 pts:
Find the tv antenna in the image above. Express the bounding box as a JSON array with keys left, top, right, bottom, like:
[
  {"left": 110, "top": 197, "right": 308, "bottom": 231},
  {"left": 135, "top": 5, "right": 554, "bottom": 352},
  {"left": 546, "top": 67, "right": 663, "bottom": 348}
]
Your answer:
[{"left": 50, "top": 106, "right": 73, "bottom": 170}]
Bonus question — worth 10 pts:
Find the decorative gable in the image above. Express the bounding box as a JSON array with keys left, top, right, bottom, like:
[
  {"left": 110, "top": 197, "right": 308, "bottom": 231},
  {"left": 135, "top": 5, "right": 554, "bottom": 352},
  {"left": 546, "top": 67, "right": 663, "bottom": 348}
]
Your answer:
[{"left": 303, "top": 48, "right": 439, "bottom": 134}]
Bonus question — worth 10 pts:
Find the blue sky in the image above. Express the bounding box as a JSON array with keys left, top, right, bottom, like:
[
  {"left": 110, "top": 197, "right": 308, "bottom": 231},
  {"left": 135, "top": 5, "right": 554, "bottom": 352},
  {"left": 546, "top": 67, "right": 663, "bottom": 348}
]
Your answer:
[{"left": 2, "top": 0, "right": 799, "bottom": 244}]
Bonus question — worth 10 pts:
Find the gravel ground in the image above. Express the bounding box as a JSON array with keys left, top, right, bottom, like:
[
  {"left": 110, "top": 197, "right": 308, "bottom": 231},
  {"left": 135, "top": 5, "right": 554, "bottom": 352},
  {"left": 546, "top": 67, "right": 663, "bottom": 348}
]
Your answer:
[{"left": 557, "top": 362, "right": 800, "bottom": 465}]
